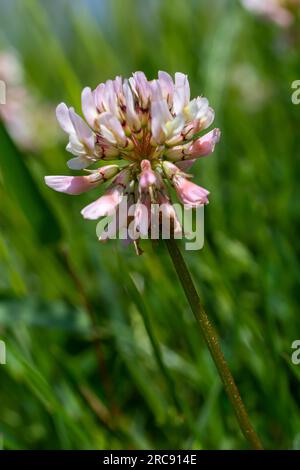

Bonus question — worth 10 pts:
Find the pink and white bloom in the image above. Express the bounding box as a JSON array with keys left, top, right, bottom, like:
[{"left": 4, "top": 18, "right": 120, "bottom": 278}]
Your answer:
[
  {"left": 241, "top": 0, "right": 300, "bottom": 27},
  {"left": 45, "top": 71, "right": 220, "bottom": 250}
]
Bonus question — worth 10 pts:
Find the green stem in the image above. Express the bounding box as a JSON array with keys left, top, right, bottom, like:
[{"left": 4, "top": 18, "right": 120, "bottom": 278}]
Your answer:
[{"left": 165, "top": 238, "right": 263, "bottom": 450}]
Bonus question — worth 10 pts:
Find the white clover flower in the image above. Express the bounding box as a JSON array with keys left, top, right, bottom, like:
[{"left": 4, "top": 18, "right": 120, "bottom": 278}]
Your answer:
[{"left": 45, "top": 71, "right": 220, "bottom": 248}]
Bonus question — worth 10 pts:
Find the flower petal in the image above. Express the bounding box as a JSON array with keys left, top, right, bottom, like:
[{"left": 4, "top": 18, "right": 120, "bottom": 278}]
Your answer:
[
  {"left": 173, "top": 73, "right": 190, "bottom": 115},
  {"left": 81, "top": 190, "right": 122, "bottom": 220},
  {"left": 98, "top": 112, "right": 126, "bottom": 146},
  {"left": 151, "top": 99, "right": 172, "bottom": 143},
  {"left": 163, "top": 114, "right": 185, "bottom": 139},
  {"left": 159, "top": 198, "right": 182, "bottom": 236},
  {"left": 134, "top": 195, "right": 151, "bottom": 236},
  {"left": 82, "top": 87, "right": 98, "bottom": 128},
  {"left": 139, "top": 160, "right": 157, "bottom": 190},
  {"left": 44, "top": 175, "right": 101, "bottom": 195},
  {"left": 158, "top": 71, "right": 174, "bottom": 105},
  {"left": 200, "top": 106, "right": 215, "bottom": 130},
  {"left": 67, "top": 156, "right": 93, "bottom": 170},
  {"left": 166, "top": 128, "right": 220, "bottom": 161},
  {"left": 173, "top": 175, "right": 209, "bottom": 207},
  {"left": 176, "top": 160, "right": 196, "bottom": 172},
  {"left": 123, "top": 80, "right": 141, "bottom": 131},
  {"left": 66, "top": 133, "right": 86, "bottom": 156},
  {"left": 130, "top": 71, "right": 151, "bottom": 108},
  {"left": 69, "top": 108, "right": 94, "bottom": 150},
  {"left": 56, "top": 103, "right": 74, "bottom": 134},
  {"left": 188, "top": 128, "right": 221, "bottom": 158}
]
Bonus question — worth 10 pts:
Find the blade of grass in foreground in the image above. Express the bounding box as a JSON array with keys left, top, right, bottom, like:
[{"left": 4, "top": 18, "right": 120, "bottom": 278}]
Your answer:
[
  {"left": 0, "top": 123, "right": 61, "bottom": 244},
  {"left": 119, "top": 262, "right": 203, "bottom": 440}
]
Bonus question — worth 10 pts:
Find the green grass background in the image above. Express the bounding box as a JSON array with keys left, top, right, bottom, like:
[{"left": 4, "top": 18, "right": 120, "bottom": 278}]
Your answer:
[{"left": 0, "top": 0, "right": 299, "bottom": 450}]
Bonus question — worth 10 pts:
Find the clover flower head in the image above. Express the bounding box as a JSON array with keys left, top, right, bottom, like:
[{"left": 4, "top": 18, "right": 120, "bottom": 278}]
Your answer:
[{"left": 45, "top": 71, "right": 220, "bottom": 249}]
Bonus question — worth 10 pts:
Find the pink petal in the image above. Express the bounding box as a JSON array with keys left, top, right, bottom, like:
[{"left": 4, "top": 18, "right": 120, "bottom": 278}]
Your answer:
[
  {"left": 56, "top": 103, "right": 74, "bottom": 134},
  {"left": 130, "top": 71, "right": 151, "bottom": 108},
  {"left": 44, "top": 174, "right": 101, "bottom": 195},
  {"left": 176, "top": 160, "right": 196, "bottom": 172},
  {"left": 102, "top": 80, "right": 119, "bottom": 116},
  {"left": 94, "top": 83, "right": 106, "bottom": 112},
  {"left": 45, "top": 165, "right": 120, "bottom": 196},
  {"left": 151, "top": 99, "right": 172, "bottom": 143},
  {"left": 67, "top": 156, "right": 93, "bottom": 170},
  {"left": 112, "top": 167, "right": 131, "bottom": 186},
  {"left": 81, "top": 189, "right": 123, "bottom": 220},
  {"left": 173, "top": 73, "right": 190, "bottom": 115},
  {"left": 150, "top": 80, "right": 185, "bottom": 142},
  {"left": 188, "top": 128, "right": 221, "bottom": 158},
  {"left": 123, "top": 81, "right": 141, "bottom": 130},
  {"left": 158, "top": 197, "right": 182, "bottom": 236},
  {"left": 98, "top": 112, "right": 126, "bottom": 145},
  {"left": 174, "top": 176, "right": 210, "bottom": 207},
  {"left": 113, "top": 76, "right": 123, "bottom": 95},
  {"left": 158, "top": 71, "right": 174, "bottom": 104},
  {"left": 162, "top": 160, "right": 184, "bottom": 179},
  {"left": 82, "top": 87, "right": 98, "bottom": 128},
  {"left": 175, "top": 73, "right": 190, "bottom": 102},
  {"left": 200, "top": 107, "right": 215, "bottom": 130},
  {"left": 69, "top": 108, "right": 94, "bottom": 150},
  {"left": 139, "top": 160, "right": 157, "bottom": 190},
  {"left": 134, "top": 195, "right": 151, "bottom": 236}
]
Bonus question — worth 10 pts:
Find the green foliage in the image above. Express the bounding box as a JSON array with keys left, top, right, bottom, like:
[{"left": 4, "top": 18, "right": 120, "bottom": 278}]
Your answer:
[{"left": 0, "top": 0, "right": 299, "bottom": 449}]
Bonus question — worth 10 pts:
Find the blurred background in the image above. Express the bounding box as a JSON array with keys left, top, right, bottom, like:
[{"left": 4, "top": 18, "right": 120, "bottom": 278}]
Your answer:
[{"left": 0, "top": 0, "right": 299, "bottom": 450}]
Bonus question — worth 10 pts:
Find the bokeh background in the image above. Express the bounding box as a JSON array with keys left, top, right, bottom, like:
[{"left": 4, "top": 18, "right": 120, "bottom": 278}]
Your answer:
[{"left": 0, "top": 0, "right": 299, "bottom": 450}]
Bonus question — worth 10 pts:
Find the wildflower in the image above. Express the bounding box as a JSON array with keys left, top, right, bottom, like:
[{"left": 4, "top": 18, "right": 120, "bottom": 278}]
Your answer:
[
  {"left": 45, "top": 71, "right": 220, "bottom": 249},
  {"left": 241, "top": 0, "right": 300, "bottom": 27}
]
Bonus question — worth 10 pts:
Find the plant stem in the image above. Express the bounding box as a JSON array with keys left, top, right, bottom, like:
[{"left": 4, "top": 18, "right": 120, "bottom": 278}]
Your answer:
[{"left": 165, "top": 238, "right": 263, "bottom": 450}]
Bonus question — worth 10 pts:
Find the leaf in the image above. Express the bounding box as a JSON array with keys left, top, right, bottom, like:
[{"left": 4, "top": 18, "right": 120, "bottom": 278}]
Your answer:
[{"left": 0, "top": 122, "right": 61, "bottom": 244}]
